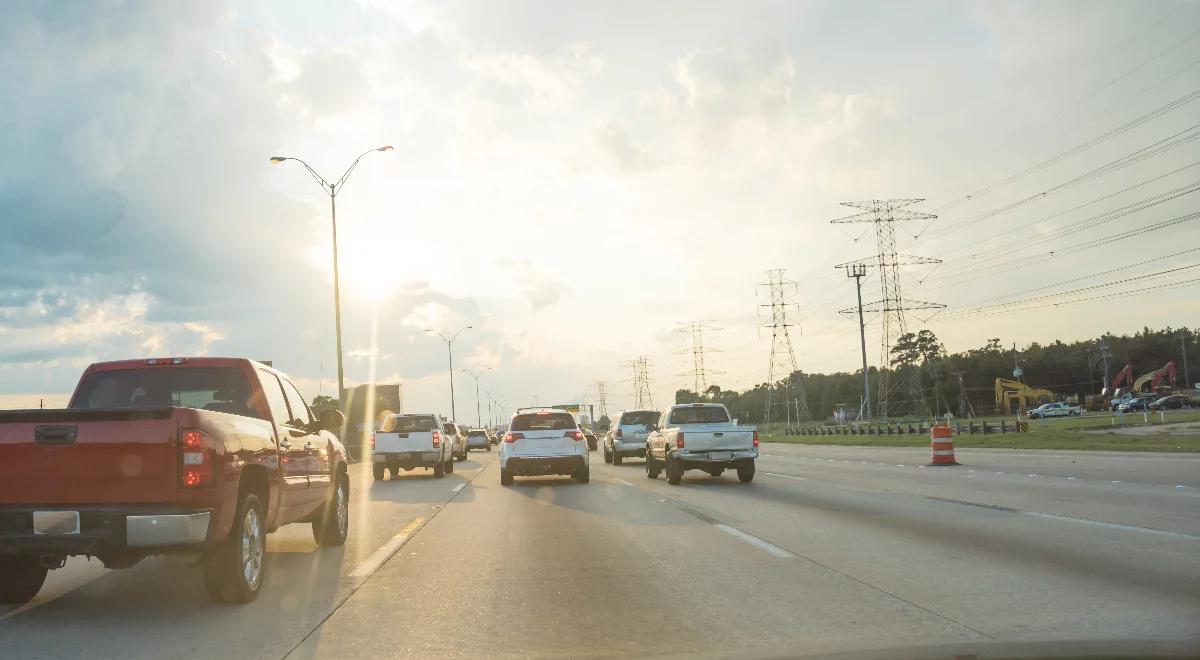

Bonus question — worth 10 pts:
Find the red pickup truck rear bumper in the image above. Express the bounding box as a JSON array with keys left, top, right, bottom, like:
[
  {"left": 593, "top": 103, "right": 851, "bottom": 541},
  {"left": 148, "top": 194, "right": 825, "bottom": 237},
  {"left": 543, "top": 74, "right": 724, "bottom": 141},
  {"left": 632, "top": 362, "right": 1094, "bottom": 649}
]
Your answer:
[{"left": 0, "top": 505, "right": 213, "bottom": 559}]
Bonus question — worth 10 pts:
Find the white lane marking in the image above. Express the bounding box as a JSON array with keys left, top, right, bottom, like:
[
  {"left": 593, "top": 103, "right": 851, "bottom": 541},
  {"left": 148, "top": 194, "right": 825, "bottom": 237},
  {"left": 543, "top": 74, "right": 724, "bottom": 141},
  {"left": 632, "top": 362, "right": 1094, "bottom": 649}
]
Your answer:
[
  {"left": 1021, "top": 511, "right": 1200, "bottom": 541},
  {"left": 349, "top": 517, "right": 427, "bottom": 578},
  {"left": 614, "top": 477, "right": 634, "bottom": 487},
  {"left": 450, "top": 483, "right": 466, "bottom": 493},
  {"left": 1177, "top": 484, "right": 1192, "bottom": 489},
  {"left": 715, "top": 524, "right": 797, "bottom": 559},
  {"left": 763, "top": 472, "right": 807, "bottom": 480}
]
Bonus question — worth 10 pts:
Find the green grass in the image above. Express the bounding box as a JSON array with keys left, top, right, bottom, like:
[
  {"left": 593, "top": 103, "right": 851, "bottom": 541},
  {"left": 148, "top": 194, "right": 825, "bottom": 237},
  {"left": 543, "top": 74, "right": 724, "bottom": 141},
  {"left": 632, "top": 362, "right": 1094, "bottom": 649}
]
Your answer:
[{"left": 759, "top": 409, "right": 1200, "bottom": 452}]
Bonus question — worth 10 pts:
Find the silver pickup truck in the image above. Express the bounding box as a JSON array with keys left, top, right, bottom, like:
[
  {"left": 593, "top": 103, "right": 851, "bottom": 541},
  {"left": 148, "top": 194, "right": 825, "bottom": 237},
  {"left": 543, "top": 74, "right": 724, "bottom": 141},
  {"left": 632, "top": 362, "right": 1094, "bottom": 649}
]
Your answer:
[{"left": 645, "top": 403, "right": 758, "bottom": 485}]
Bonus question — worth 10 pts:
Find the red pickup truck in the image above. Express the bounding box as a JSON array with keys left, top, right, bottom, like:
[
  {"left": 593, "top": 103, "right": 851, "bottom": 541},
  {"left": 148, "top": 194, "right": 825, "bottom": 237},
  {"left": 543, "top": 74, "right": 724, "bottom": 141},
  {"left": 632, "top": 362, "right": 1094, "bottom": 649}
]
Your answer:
[{"left": 0, "top": 357, "right": 349, "bottom": 604}]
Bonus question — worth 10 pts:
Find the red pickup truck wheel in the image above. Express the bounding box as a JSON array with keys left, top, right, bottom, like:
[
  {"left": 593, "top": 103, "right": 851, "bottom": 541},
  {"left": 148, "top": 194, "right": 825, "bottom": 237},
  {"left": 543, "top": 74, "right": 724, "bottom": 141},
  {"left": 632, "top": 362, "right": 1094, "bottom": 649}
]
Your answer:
[
  {"left": 0, "top": 555, "right": 48, "bottom": 604},
  {"left": 312, "top": 473, "right": 349, "bottom": 547},
  {"left": 203, "top": 492, "right": 265, "bottom": 603}
]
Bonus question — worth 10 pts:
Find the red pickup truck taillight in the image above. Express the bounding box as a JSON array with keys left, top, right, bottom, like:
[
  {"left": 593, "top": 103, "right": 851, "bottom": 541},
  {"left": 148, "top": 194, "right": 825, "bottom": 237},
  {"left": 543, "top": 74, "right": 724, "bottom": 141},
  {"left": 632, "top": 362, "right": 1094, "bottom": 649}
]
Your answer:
[
  {"left": 370, "top": 432, "right": 376, "bottom": 450},
  {"left": 676, "top": 432, "right": 685, "bottom": 449},
  {"left": 180, "top": 429, "right": 215, "bottom": 488},
  {"left": 432, "top": 430, "right": 441, "bottom": 448}
]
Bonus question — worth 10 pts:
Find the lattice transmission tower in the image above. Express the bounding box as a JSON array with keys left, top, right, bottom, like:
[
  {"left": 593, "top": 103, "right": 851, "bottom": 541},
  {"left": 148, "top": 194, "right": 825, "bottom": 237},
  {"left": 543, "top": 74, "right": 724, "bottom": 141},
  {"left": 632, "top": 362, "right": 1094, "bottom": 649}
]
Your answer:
[
  {"left": 623, "top": 356, "right": 654, "bottom": 409},
  {"left": 594, "top": 381, "right": 609, "bottom": 420},
  {"left": 676, "top": 321, "right": 723, "bottom": 393},
  {"left": 758, "top": 269, "right": 810, "bottom": 425},
  {"left": 831, "top": 199, "right": 944, "bottom": 419}
]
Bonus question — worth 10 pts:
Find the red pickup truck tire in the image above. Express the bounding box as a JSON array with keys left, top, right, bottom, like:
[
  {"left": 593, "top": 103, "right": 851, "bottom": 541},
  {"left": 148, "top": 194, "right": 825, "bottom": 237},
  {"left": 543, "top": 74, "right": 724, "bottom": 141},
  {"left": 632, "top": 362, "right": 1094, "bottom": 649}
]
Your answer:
[
  {"left": 312, "top": 474, "right": 349, "bottom": 547},
  {"left": 203, "top": 492, "right": 266, "bottom": 603},
  {"left": 0, "top": 555, "right": 48, "bottom": 604}
]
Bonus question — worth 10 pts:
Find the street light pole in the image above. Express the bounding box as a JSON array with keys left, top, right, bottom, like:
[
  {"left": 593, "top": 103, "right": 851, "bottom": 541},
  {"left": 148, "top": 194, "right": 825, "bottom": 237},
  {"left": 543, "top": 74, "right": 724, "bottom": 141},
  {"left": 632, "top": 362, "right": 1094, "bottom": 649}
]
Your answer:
[
  {"left": 841, "top": 264, "right": 870, "bottom": 420},
  {"left": 427, "top": 326, "right": 472, "bottom": 420},
  {"left": 270, "top": 145, "right": 393, "bottom": 408},
  {"left": 461, "top": 367, "right": 491, "bottom": 428}
]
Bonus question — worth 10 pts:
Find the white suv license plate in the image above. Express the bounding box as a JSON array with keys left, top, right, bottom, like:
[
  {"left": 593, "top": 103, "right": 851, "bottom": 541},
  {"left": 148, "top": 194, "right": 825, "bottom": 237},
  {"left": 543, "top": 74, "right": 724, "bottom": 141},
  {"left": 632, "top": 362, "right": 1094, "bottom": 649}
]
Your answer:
[
  {"left": 709, "top": 451, "right": 732, "bottom": 461},
  {"left": 33, "top": 511, "right": 80, "bottom": 536}
]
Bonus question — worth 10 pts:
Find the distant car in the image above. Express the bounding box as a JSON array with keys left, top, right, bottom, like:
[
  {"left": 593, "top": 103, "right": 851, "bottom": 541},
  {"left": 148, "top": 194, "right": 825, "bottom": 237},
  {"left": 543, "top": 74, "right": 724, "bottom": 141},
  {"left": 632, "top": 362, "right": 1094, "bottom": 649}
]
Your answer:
[
  {"left": 604, "top": 409, "right": 658, "bottom": 465},
  {"left": 465, "top": 428, "right": 492, "bottom": 452},
  {"left": 499, "top": 408, "right": 589, "bottom": 485},
  {"left": 1149, "top": 394, "right": 1194, "bottom": 411},
  {"left": 488, "top": 430, "right": 500, "bottom": 445},
  {"left": 1118, "top": 396, "right": 1156, "bottom": 412},
  {"left": 1028, "top": 402, "right": 1081, "bottom": 419},
  {"left": 444, "top": 421, "right": 468, "bottom": 462},
  {"left": 582, "top": 429, "right": 598, "bottom": 451}
]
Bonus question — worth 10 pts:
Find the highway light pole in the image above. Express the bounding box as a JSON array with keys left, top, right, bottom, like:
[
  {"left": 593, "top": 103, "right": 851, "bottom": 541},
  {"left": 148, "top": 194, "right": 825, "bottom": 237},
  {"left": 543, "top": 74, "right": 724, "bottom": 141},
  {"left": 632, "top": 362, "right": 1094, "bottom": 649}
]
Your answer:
[
  {"left": 461, "top": 367, "right": 491, "bottom": 428},
  {"left": 427, "top": 326, "right": 472, "bottom": 420},
  {"left": 842, "top": 264, "right": 871, "bottom": 420},
  {"left": 270, "top": 145, "right": 393, "bottom": 409}
]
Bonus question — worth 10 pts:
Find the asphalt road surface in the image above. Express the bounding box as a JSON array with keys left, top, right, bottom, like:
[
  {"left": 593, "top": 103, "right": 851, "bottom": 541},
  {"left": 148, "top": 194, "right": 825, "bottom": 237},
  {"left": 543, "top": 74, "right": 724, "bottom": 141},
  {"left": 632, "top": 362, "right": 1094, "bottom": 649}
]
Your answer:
[{"left": 2, "top": 444, "right": 1197, "bottom": 659}]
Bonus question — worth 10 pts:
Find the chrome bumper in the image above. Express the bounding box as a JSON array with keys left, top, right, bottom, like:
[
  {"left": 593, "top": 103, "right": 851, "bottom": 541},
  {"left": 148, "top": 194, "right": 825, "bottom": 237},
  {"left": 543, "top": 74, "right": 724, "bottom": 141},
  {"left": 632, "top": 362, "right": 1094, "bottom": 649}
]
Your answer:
[{"left": 126, "top": 512, "right": 211, "bottom": 548}]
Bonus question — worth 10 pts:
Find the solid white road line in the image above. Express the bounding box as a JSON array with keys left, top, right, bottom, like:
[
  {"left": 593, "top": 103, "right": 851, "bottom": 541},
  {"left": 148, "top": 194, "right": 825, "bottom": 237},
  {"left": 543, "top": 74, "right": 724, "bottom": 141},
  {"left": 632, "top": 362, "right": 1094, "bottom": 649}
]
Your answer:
[
  {"left": 451, "top": 483, "right": 466, "bottom": 493},
  {"left": 715, "top": 524, "right": 797, "bottom": 559},
  {"left": 1021, "top": 511, "right": 1200, "bottom": 541},
  {"left": 349, "top": 517, "right": 427, "bottom": 578},
  {"left": 763, "top": 472, "right": 806, "bottom": 480}
]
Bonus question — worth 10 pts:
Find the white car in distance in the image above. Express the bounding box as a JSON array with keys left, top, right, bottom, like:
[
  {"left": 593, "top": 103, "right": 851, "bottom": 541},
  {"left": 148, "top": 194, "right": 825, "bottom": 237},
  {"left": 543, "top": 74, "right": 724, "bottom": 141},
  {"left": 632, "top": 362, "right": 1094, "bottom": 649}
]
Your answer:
[{"left": 499, "top": 408, "right": 590, "bottom": 485}]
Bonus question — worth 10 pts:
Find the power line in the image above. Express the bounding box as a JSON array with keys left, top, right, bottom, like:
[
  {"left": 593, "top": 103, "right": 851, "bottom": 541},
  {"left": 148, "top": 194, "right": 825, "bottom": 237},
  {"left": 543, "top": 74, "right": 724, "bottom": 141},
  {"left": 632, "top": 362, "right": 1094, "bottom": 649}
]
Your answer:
[
  {"left": 593, "top": 381, "right": 609, "bottom": 420},
  {"left": 926, "top": 180, "right": 1200, "bottom": 280},
  {"left": 929, "top": 161, "right": 1200, "bottom": 257},
  {"left": 930, "top": 122, "right": 1200, "bottom": 238},
  {"left": 922, "top": 210, "right": 1200, "bottom": 291},
  {"left": 943, "top": 263, "right": 1200, "bottom": 320},
  {"left": 929, "top": 15, "right": 1200, "bottom": 218}
]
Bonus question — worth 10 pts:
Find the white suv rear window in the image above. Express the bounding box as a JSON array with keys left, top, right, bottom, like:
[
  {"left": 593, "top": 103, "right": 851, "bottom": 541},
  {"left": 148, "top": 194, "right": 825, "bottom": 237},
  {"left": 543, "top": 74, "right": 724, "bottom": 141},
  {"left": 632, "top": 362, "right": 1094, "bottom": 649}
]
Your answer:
[{"left": 511, "top": 413, "right": 576, "bottom": 431}]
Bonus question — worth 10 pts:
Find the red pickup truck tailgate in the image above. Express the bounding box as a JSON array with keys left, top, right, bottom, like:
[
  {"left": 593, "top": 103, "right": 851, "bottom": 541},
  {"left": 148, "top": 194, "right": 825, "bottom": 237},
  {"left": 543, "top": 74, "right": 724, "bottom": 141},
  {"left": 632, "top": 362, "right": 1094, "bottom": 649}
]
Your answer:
[{"left": 0, "top": 409, "right": 179, "bottom": 505}]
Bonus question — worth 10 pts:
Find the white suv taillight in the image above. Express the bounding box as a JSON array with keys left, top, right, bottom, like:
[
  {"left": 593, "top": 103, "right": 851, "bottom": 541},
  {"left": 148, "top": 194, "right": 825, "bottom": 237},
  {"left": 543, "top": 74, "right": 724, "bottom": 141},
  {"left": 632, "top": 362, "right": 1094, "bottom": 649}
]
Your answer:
[{"left": 565, "top": 430, "right": 584, "bottom": 441}]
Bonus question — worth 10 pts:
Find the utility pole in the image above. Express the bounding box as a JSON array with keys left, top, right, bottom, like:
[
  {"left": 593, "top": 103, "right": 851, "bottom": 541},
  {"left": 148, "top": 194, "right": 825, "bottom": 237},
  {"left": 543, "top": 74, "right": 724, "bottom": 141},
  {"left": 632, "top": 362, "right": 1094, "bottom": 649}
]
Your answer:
[
  {"left": 952, "top": 367, "right": 975, "bottom": 418},
  {"left": 676, "top": 321, "right": 723, "bottom": 393},
  {"left": 841, "top": 264, "right": 871, "bottom": 420},
  {"left": 1099, "top": 341, "right": 1112, "bottom": 392},
  {"left": 831, "top": 199, "right": 943, "bottom": 419},
  {"left": 758, "top": 269, "right": 809, "bottom": 426},
  {"left": 1182, "top": 331, "right": 1191, "bottom": 390}
]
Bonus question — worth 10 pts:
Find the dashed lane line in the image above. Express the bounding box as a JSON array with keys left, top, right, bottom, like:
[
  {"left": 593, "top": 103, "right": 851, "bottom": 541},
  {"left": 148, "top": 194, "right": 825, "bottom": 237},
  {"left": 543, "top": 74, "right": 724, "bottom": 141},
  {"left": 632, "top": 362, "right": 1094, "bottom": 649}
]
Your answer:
[
  {"left": 349, "top": 516, "right": 427, "bottom": 578},
  {"left": 714, "top": 523, "right": 798, "bottom": 559}
]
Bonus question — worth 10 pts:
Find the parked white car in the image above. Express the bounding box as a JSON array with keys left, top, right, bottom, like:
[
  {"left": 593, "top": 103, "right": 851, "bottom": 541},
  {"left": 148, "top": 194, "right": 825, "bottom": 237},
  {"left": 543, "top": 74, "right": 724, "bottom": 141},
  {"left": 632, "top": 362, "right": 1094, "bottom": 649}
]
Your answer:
[
  {"left": 372, "top": 413, "right": 453, "bottom": 480},
  {"left": 1028, "top": 402, "right": 1082, "bottom": 419},
  {"left": 646, "top": 403, "right": 757, "bottom": 485},
  {"left": 604, "top": 409, "right": 658, "bottom": 465},
  {"left": 499, "top": 408, "right": 590, "bottom": 485}
]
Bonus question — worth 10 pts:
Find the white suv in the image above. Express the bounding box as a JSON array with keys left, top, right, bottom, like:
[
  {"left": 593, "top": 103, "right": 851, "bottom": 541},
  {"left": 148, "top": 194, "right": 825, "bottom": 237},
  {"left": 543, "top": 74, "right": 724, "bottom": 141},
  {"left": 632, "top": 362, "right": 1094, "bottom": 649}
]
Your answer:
[{"left": 499, "top": 409, "right": 590, "bottom": 485}]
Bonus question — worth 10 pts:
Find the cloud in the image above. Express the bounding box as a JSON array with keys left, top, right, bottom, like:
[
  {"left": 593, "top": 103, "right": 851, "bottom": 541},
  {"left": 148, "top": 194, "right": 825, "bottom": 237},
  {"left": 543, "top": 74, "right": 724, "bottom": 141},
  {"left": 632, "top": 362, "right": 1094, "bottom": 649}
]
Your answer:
[
  {"left": 498, "top": 260, "right": 570, "bottom": 311},
  {"left": 464, "top": 43, "right": 605, "bottom": 112}
]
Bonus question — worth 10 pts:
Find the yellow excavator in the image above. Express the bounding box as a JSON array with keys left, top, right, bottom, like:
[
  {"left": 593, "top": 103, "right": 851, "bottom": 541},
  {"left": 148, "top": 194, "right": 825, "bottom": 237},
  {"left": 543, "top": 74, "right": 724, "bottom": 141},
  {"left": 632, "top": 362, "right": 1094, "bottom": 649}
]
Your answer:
[{"left": 994, "top": 378, "right": 1055, "bottom": 414}]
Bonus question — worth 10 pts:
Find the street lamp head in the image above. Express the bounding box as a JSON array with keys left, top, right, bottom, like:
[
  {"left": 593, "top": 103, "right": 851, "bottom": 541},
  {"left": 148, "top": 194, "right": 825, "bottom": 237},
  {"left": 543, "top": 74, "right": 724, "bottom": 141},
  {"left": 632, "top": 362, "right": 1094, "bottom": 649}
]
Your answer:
[
  {"left": 376, "top": 145, "right": 394, "bottom": 152},
  {"left": 269, "top": 156, "right": 288, "bottom": 164}
]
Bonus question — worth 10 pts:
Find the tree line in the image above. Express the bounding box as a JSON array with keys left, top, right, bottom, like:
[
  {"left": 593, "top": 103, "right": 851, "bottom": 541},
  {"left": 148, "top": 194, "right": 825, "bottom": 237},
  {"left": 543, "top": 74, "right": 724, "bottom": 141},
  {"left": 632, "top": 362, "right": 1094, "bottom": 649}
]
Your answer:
[{"left": 675, "top": 326, "right": 1196, "bottom": 422}]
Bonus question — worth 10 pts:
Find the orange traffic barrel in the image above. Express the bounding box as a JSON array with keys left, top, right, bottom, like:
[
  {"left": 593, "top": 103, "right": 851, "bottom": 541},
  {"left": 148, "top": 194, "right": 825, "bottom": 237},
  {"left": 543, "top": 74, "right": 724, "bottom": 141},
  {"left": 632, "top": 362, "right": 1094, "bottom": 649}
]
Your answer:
[{"left": 929, "top": 424, "right": 959, "bottom": 466}]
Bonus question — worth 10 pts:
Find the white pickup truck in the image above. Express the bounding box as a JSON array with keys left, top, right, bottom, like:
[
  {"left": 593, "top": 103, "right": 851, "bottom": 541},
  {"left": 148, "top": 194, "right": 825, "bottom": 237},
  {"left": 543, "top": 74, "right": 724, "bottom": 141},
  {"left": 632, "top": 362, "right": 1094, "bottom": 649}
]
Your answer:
[
  {"left": 1028, "top": 402, "right": 1082, "bottom": 419},
  {"left": 645, "top": 403, "right": 758, "bottom": 485},
  {"left": 372, "top": 413, "right": 453, "bottom": 480}
]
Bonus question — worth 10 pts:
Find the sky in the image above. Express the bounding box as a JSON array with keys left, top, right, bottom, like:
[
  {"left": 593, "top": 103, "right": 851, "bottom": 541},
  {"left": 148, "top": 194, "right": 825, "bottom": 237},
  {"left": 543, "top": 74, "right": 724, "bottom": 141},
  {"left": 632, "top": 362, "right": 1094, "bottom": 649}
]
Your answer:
[{"left": 1, "top": 0, "right": 1198, "bottom": 419}]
